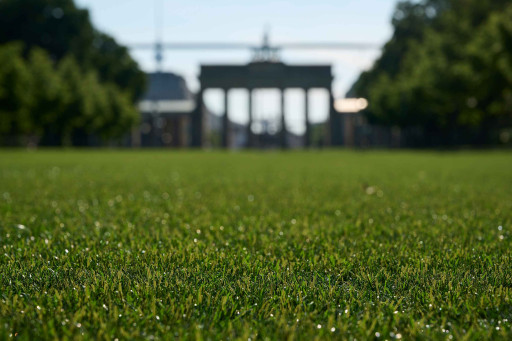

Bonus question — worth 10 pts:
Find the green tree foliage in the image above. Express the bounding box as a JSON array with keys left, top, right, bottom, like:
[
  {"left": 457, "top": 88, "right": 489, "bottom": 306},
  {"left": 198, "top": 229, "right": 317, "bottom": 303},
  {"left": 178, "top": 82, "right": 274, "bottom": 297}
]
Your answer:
[
  {"left": 348, "top": 0, "right": 512, "bottom": 146},
  {"left": 56, "top": 56, "right": 95, "bottom": 146},
  {"left": 0, "top": 0, "right": 146, "bottom": 101},
  {"left": 0, "top": 0, "right": 94, "bottom": 62},
  {"left": 0, "top": 43, "right": 140, "bottom": 146},
  {"left": 27, "top": 48, "right": 68, "bottom": 142},
  {"left": 102, "top": 85, "right": 139, "bottom": 140},
  {"left": 347, "top": 1, "right": 436, "bottom": 99},
  {"left": 0, "top": 0, "right": 146, "bottom": 146},
  {"left": 0, "top": 43, "right": 33, "bottom": 144},
  {"left": 467, "top": 7, "right": 512, "bottom": 140},
  {"left": 54, "top": 55, "right": 139, "bottom": 146},
  {"left": 91, "top": 33, "right": 146, "bottom": 101}
]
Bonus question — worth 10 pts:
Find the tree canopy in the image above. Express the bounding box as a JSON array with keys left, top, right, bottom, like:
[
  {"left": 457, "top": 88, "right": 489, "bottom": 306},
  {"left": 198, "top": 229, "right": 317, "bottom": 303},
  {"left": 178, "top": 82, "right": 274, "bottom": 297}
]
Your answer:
[
  {"left": 0, "top": 0, "right": 145, "bottom": 146},
  {"left": 0, "top": 43, "right": 139, "bottom": 146},
  {"left": 0, "top": 0, "right": 146, "bottom": 101},
  {"left": 348, "top": 0, "right": 512, "bottom": 146}
]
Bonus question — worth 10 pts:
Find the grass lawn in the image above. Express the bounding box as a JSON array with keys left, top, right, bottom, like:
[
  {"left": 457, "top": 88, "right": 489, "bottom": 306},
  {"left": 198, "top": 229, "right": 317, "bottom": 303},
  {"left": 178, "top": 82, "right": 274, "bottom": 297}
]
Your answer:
[{"left": 0, "top": 150, "right": 511, "bottom": 340}]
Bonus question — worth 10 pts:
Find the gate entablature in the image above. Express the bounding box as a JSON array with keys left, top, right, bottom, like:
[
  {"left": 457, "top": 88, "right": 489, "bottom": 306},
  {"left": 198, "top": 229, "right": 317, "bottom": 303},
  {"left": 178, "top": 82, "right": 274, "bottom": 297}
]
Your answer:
[{"left": 199, "top": 62, "right": 332, "bottom": 89}]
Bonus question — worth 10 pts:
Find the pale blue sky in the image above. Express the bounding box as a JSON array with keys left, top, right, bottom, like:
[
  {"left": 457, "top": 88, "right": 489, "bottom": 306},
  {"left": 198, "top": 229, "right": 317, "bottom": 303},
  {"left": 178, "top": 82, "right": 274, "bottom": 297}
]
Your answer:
[{"left": 76, "top": 0, "right": 398, "bottom": 133}]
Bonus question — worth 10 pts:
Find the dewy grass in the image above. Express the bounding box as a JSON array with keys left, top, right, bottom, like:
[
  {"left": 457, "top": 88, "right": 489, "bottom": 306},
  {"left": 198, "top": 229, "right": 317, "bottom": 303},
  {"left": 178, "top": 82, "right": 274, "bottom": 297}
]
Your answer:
[{"left": 0, "top": 150, "right": 511, "bottom": 340}]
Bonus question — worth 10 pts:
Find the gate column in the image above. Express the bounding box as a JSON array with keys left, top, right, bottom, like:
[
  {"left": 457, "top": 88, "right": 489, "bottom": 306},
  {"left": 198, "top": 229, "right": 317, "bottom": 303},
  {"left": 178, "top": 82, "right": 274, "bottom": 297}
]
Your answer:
[
  {"left": 280, "top": 88, "right": 287, "bottom": 149},
  {"left": 328, "top": 87, "right": 336, "bottom": 146},
  {"left": 191, "top": 87, "right": 204, "bottom": 147},
  {"left": 247, "top": 89, "right": 254, "bottom": 148},
  {"left": 222, "top": 88, "right": 230, "bottom": 148},
  {"left": 304, "top": 88, "right": 311, "bottom": 148}
]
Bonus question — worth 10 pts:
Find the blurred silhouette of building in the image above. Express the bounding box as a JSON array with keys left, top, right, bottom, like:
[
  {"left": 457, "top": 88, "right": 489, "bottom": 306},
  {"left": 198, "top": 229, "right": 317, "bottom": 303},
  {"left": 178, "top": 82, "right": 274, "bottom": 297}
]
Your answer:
[
  {"left": 133, "top": 33, "right": 354, "bottom": 149},
  {"left": 195, "top": 61, "right": 340, "bottom": 149},
  {"left": 134, "top": 71, "right": 404, "bottom": 149},
  {"left": 134, "top": 72, "right": 195, "bottom": 147},
  {"left": 135, "top": 71, "right": 253, "bottom": 148},
  {"left": 131, "top": 32, "right": 396, "bottom": 149},
  {"left": 335, "top": 98, "right": 403, "bottom": 148}
]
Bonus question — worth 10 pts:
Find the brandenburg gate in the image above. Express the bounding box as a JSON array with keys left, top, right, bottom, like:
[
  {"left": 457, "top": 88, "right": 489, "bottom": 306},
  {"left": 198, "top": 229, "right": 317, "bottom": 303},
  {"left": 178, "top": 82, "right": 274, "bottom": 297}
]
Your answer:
[{"left": 191, "top": 53, "right": 341, "bottom": 148}]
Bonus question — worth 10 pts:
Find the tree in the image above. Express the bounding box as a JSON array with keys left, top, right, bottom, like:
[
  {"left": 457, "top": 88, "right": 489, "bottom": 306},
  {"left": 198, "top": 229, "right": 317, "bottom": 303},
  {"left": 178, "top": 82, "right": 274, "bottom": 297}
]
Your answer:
[
  {"left": 466, "top": 6, "right": 512, "bottom": 142},
  {"left": 102, "top": 85, "right": 139, "bottom": 140},
  {"left": 56, "top": 56, "right": 139, "bottom": 146},
  {"left": 0, "top": 43, "right": 33, "bottom": 144},
  {"left": 348, "top": 0, "right": 512, "bottom": 146},
  {"left": 90, "top": 33, "right": 146, "bottom": 101},
  {"left": 0, "top": 0, "right": 95, "bottom": 63},
  {"left": 0, "top": 0, "right": 146, "bottom": 101},
  {"left": 0, "top": 0, "right": 147, "bottom": 146},
  {"left": 27, "top": 47, "right": 69, "bottom": 145},
  {"left": 55, "top": 57, "right": 105, "bottom": 146},
  {"left": 347, "top": 1, "right": 436, "bottom": 99}
]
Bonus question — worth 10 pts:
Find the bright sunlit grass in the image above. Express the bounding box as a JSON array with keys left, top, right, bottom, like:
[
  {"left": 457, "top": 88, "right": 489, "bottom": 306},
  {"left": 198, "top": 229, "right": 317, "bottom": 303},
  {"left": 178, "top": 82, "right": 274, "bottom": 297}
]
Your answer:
[{"left": 1, "top": 150, "right": 511, "bottom": 339}]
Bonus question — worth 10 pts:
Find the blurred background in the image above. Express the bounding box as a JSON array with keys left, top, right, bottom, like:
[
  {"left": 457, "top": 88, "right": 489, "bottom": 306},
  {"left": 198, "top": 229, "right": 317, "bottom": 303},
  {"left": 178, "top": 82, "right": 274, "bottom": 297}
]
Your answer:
[{"left": 1, "top": 0, "right": 511, "bottom": 149}]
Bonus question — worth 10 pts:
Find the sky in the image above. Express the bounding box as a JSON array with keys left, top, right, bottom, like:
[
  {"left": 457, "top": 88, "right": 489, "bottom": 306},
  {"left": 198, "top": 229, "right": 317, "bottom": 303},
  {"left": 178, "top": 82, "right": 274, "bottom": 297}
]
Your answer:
[{"left": 76, "top": 0, "right": 398, "bottom": 133}]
